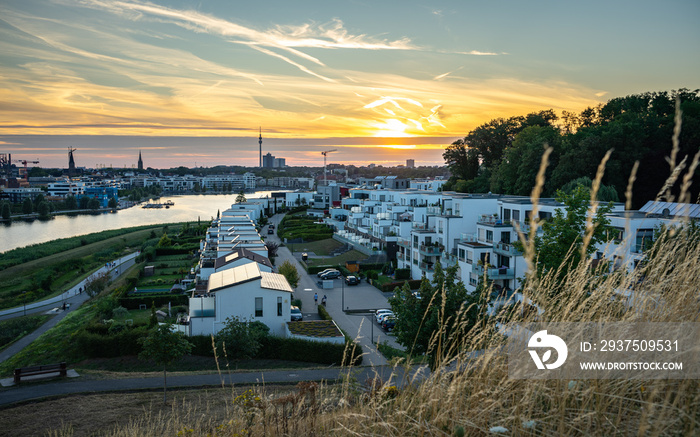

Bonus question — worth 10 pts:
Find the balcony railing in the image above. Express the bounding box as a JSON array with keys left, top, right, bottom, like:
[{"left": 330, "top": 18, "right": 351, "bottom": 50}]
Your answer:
[
  {"left": 397, "top": 238, "right": 411, "bottom": 248},
  {"left": 472, "top": 265, "right": 514, "bottom": 280},
  {"left": 494, "top": 242, "right": 522, "bottom": 256},
  {"left": 477, "top": 215, "right": 512, "bottom": 227},
  {"left": 419, "top": 261, "right": 434, "bottom": 272},
  {"left": 419, "top": 244, "right": 442, "bottom": 255},
  {"left": 441, "top": 253, "right": 458, "bottom": 267}
]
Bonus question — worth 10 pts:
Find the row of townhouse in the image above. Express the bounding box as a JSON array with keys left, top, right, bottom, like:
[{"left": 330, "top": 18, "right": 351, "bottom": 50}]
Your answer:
[
  {"left": 331, "top": 186, "right": 695, "bottom": 304},
  {"left": 188, "top": 199, "right": 345, "bottom": 342},
  {"left": 127, "top": 173, "right": 258, "bottom": 191}
]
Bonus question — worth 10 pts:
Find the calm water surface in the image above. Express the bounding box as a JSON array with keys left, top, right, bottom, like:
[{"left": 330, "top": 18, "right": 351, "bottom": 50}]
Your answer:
[{"left": 0, "top": 192, "right": 280, "bottom": 253}]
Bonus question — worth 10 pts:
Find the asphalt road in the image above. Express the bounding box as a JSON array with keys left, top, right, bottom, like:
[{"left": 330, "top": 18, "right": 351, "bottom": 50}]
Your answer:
[
  {"left": 0, "top": 253, "right": 139, "bottom": 364},
  {"left": 267, "top": 213, "right": 403, "bottom": 367}
]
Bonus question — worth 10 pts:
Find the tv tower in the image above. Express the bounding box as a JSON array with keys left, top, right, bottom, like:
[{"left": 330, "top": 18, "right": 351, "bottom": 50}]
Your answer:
[{"left": 258, "top": 127, "right": 263, "bottom": 168}]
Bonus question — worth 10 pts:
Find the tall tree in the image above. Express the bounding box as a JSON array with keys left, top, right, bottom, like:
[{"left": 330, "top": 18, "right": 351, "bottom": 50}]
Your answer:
[
  {"left": 278, "top": 260, "right": 300, "bottom": 289},
  {"left": 531, "top": 186, "right": 613, "bottom": 290},
  {"left": 1, "top": 202, "right": 11, "bottom": 221},
  {"left": 138, "top": 324, "right": 193, "bottom": 403},
  {"left": 236, "top": 191, "right": 247, "bottom": 204},
  {"left": 388, "top": 262, "right": 480, "bottom": 369},
  {"left": 22, "top": 197, "right": 33, "bottom": 215}
]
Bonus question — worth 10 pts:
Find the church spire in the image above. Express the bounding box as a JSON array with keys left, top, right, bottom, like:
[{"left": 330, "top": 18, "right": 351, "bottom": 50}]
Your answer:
[{"left": 138, "top": 150, "right": 143, "bottom": 170}]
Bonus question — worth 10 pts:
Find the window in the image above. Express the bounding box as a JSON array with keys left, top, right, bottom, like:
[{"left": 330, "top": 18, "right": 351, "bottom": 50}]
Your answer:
[
  {"left": 512, "top": 210, "right": 520, "bottom": 221},
  {"left": 458, "top": 248, "right": 466, "bottom": 261},
  {"left": 255, "top": 297, "right": 263, "bottom": 317},
  {"left": 486, "top": 230, "right": 493, "bottom": 243},
  {"left": 503, "top": 209, "right": 511, "bottom": 220},
  {"left": 501, "top": 231, "right": 511, "bottom": 244},
  {"left": 277, "top": 297, "right": 283, "bottom": 316}
]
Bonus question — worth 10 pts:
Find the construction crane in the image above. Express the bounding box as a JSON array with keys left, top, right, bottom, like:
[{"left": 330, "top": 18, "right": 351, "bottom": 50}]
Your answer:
[
  {"left": 321, "top": 149, "right": 337, "bottom": 187},
  {"left": 13, "top": 159, "right": 40, "bottom": 181}
]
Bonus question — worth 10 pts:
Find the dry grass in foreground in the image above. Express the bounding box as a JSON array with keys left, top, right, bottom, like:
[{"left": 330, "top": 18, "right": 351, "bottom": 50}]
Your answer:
[{"left": 31, "top": 221, "right": 697, "bottom": 436}]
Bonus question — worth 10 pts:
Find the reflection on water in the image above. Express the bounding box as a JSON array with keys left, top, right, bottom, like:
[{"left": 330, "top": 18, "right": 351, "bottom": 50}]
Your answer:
[{"left": 0, "top": 192, "right": 280, "bottom": 253}]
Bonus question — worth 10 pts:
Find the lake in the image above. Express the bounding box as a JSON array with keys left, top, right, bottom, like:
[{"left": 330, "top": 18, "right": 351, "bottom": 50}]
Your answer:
[{"left": 0, "top": 191, "right": 282, "bottom": 253}]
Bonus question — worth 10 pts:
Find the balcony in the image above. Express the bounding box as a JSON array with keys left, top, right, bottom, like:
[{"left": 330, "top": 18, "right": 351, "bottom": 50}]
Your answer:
[
  {"left": 441, "top": 252, "right": 458, "bottom": 267},
  {"left": 419, "top": 261, "right": 434, "bottom": 272},
  {"left": 477, "top": 215, "right": 512, "bottom": 227},
  {"left": 472, "top": 265, "right": 514, "bottom": 280},
  {"left": 418, "top": 244, "right": 442, "bottom": 255},
  {"left": 397, "top": 238, "right": 411, "bottom": 248},
  {"left": 397, "top": 252, "right": 405, "bottom": 261},
  {"left": 494, "top": 242, "right": 522, "bottom": 256}
]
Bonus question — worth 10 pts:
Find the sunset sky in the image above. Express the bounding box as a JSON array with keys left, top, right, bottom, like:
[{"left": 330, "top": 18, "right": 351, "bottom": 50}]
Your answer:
[{"left": 1, "top": 0, "right": 698, "bottom": 169}]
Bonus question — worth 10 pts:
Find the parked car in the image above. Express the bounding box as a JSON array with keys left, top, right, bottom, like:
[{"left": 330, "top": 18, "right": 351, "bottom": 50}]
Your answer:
[
  {"left": 377, "top": 312, "right": 394, "bottom": 324},
  {"left": 381, "top": 316, "right": 396, "bottom": 331},
  {"left": 319, "top": 269, "right": 341, "bottom": 280},
  {"left": 317, "top": 268, "right": 339, "bottom": 278},
  {"left": 375, "top": 309, "right": 393, "bottom": 323},
  {"left": 345, "top": 275, "right": 360, "bottom": 285},
  {"left": 267, "top": 228, "right": 274, "bottom": 234},
  {"left": 290, "top": 306, "right": 302, "bottom": 321}
]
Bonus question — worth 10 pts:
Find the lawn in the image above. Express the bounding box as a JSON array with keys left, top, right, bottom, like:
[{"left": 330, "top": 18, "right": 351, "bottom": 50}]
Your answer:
[
  {"left": 289, "top": 238, "right": 342, "bottom": 256},
  {"left": 304, "top": 249, "right": 368, "bottom": 267}
]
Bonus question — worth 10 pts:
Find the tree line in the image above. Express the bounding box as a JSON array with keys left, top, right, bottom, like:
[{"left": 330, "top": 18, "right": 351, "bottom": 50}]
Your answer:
[{"left": 443, "top": 89, "right": 700, "bottom": 208}]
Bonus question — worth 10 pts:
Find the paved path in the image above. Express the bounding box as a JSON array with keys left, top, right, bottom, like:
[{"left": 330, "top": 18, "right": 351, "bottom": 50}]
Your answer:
[
  {"left": 0, "top": 364, "right": 429, "bottom": 406},
  {"left": 0, "top": 252, "right": 139, "bottom": 364},
  {"left": 268, "top": 214, "right": 401, "bottom": 367}
]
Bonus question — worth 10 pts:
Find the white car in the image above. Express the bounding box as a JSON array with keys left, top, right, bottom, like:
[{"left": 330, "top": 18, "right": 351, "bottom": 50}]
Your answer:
[{"left": 375, "top": 309, "right": 393, "bottom": 324}]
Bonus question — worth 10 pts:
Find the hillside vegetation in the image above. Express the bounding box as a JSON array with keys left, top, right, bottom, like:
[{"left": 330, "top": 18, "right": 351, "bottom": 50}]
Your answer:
[{"left": 444, "top": 89, "right": 700, "bottom": 208}]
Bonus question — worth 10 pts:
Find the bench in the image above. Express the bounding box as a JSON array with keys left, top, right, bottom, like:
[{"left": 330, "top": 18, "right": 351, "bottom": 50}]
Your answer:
[{"left": 14, "top": 362, "right": 67, "bottom": 383}]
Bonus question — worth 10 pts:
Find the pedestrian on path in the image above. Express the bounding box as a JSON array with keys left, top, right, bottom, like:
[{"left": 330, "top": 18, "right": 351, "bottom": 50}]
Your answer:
[
  {"left": 314, "top": 293, "right": 318, "bottom": 305},
  {"left": 322, "top": 295, "right": 327, "bottom": 307}
]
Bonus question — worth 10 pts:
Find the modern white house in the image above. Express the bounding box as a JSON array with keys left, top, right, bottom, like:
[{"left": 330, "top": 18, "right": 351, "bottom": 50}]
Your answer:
[
  {"left": 198, "top": 248, "right": 273, "bottom": 282},
  {"left": 188, "top": 262, "right": 293, "bottom": 337}
]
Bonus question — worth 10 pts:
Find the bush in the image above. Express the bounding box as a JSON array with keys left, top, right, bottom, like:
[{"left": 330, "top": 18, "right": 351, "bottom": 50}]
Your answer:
[
  {"left": 395, "top": 268, "right": 411, "bottom": 280},
  {"left": 74, "top": 325, "right": 149, "bottom": 358},
  {"left": 188, "top": 335, "right": 216, "bottom": 357},
  {"left": 291, "top": 298, "right": 302, "bottom": 309},
  {"left": 318, "top": 304, "right": 332, "bottom": 321}
]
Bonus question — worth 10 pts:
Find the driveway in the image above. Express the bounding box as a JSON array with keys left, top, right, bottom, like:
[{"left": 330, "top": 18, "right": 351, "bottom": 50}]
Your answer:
[{"left": 267, "top": 213, "right": 403, "bottom": 366}]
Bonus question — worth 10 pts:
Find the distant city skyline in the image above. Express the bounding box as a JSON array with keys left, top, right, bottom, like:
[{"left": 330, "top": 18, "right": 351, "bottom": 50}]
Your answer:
[{"left": 1, "top": 0, "right": 698, "bottom": 168}]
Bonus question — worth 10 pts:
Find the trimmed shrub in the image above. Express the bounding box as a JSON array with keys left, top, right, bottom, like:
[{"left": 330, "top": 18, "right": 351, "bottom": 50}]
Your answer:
[
  {"left": 118, "top": 294, "right": 188, "bottom": 310},
  {"left": 394, "top": 268, "right": 411, "bottom": 280},
  {"left": 258, "top": 336, "right": 362, "bottom": 366},
  {"left": 318, "top": 304, "right": 332, "bottom": 321},
  {"left": 74, "top": 325, "right": 149, "bottom": 358}
]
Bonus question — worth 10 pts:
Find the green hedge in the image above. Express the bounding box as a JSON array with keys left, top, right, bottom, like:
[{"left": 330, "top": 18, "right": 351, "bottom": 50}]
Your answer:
[
  {"left": 258, "top": 336, "right": 362, "bottom": 366},
  {"left": 358, "top": 263, "right": 386, "bottom": 271},
  {"left": 118, "top": 293, "right": 188, "bottom": 310},
  {"left": 74, "top": 325, "right": 150, "bottom": 358},
  {"left": 395, "top": 268, "right": 411, "bottom": 280},
  {"left": 380, "top": 279, "right": 423, "bottom": 293},
  {"left": 187, "top": 333, "right": 363, "bottom": 366},
  {"left": 318, "top": 304, "right": 332, "bottom": 321}
]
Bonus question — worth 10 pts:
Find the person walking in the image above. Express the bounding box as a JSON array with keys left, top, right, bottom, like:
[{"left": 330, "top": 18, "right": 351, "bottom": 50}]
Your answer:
[
  {"left": 321, "top": 295, "right": 327, "bottom": 307},
  {"left": 314, "top": 293, "right": 318, "bottom": 305}
]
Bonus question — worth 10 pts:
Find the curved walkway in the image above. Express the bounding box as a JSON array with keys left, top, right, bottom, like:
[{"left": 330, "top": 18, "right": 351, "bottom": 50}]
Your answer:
[
  {"left": 0, "top": 364, "right": 428, "bottom": 407},
  {"left": 0, "top": 252, "right": 139, "bottom": 364}
]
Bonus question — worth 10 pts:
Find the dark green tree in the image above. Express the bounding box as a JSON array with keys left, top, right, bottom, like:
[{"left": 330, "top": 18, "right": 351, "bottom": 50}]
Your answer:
[
  {"left": 22, "top": 197, "right": 33, "bottom": 214},
  {"left": 87, "top": 198, "right": 100, "bottom": 210},
  {"left": 157, "top": 233, "right": 172, "bottom": 248},
  {"left": 79, "top": 196, "right": 90, "bottom": 209},
  {"left": 37, "top": 201, "right": 51, "bottom": 220},
  {"left": 236, "top": 190, "right": 247, "bottom": 204},
  {"left": 532, "top": 186, "right": 613, "bottom": 289},
  {"left": 65, "top": 195, "right": 78, "bottom": 210},
  {"left": 388, "top": 261, "right": 480, "bottom": 369},
  {"left": 108, "top": 197, "right": 118, "bottom": 208},
  {"left": 33, "top": 193, "right": 45, "bottom": 210},
  {"left": 1, "top": 202, "right": 11, "bottom": 221},
  {"left": 138, "top": 324, "right": 193, "bottom": 403},
  {"left": 489, "top": 125, "right": 561, "bottom": 196}
]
